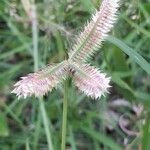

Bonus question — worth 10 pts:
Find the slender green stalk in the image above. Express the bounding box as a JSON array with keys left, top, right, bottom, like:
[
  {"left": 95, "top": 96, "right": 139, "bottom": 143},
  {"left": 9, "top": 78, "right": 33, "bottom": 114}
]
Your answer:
[
  {"left": 26, "top": 139, "right": 30, "bottom": 150},
  {"left": 61, "top": 80, "right": 68, "bottom": 150},
  {"left": 39, "top": 98, "right": 54, "bottom": 150},
  {"left": 31, "top": 1, "right": 54, "bottom": 150},
  {"left": 31, "top": 3, "right": 38, "bottom": 71}
]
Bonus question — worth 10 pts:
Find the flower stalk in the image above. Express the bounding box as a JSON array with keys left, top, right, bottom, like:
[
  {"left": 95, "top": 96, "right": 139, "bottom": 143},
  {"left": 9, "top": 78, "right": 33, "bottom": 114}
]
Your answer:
[{"left": 61, "top": 80, "right": 68, "bottom": 150}]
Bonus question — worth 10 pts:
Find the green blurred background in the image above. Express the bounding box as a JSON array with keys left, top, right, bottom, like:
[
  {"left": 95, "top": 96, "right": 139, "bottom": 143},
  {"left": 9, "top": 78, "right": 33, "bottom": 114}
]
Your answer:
[{"left": 0, "top": 0, "right": 150, "bottom": 149}]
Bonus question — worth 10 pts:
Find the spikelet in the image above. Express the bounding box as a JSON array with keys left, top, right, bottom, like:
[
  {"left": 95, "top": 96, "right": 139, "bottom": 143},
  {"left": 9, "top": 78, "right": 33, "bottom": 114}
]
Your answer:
[
  {"left": 11, "top": 61, "right": 69, "bottom": 99},
  {"left": 69, "top": 0, "right": 120, "bottom": 63},
  {"left": 72, "top": 63, "right": 111, "bottom": 99}
]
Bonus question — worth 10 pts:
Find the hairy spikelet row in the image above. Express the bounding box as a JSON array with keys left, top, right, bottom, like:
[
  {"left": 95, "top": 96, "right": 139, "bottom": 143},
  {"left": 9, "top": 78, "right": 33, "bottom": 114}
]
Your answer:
[
  {"left": 12, "top": 0, "right": 120, "bottom": 99},
  {"left": 12, "top": 61, "right": 110, "bottom": 99},
  {"left": 71, "top": 63, "right": 111, "bottom": 99},
  {"left": 11, "top": 61, "right": 69, "bottom": 99},
  {"left": 69, "top": 0, "right": 120, "bottom": 63}
]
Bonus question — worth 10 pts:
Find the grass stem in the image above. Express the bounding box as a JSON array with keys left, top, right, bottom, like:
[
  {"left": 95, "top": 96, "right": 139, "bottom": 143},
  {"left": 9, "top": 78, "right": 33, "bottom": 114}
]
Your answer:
[
  {"left": 39, "top": 98, "right": 54, "bottom": 150},
  {"left": 31, "top": 1, "right": 54, "bottom": 150},
  {"left": 31, "top": 4, "right": 38, "bottom": 71},
  {"left": 61, "top": 80, "right": 68, "bottom": 150}
]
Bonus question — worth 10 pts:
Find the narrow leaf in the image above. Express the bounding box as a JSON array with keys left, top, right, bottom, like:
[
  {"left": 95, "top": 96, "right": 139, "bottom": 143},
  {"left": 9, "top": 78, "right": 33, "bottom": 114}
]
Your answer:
[{"left": 107, "top": 36, "right": 150, "bottom": 75}]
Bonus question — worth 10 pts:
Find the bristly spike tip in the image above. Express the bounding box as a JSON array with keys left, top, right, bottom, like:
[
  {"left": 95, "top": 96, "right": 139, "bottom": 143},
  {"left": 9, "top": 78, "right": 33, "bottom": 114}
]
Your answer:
[
  {"left": 69, "top": 0, "right": 120, "bottom": 63},
  {"left": 11, "top": 61, "right": 69, "bottom": 98},
  {"left": 72, "top": 63, "right": 111, "bottom": 99}
]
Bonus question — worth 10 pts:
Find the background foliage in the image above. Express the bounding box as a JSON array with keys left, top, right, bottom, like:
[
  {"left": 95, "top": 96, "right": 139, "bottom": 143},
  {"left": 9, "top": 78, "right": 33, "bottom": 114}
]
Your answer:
[{"left": 0, "top": 0, "right": 150, "bottom": 149}]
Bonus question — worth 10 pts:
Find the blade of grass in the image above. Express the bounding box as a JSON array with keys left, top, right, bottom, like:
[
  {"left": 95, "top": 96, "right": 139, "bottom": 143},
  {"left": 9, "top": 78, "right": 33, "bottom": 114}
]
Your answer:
[
  {"left": 31, "top": 1, "right": 54, "bottom": 149},
  {"left": 3, "top": 103, "right": 25, "bottom": 129},
  {"left": 69, "top": 125, "right": 77, "bottom": 150},
  {"left": 39, "top": 98, "right": 54, "bottom": 150},
  {"left": 61, "top": 80, "right": 68, "bottom": 150},
  {"left": 107, "top": 36, "right": 150, "bottom": 75},
  {"left": 26, "top": 139, "right": 31, "bottom": 150},
  {"left": 0, "top": 43, "right": 31, "bottom": 60},
  {"left": 123, "top": 16, "right": 150, "bottom": 38},
  {"left": 142, "top": 113, "right": 150, "bottom": 150},
  {"left": 33, "top": 111, "right": 42, "bottom": 150},
  {"left": 0, "top": 112, "right": 9, "bottom": 136}
]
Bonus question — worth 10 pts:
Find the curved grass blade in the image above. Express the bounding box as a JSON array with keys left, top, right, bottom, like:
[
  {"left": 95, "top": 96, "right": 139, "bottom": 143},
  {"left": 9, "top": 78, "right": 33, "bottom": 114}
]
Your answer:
[{"left": 107, "top": 36, "right": 150, "bottom": 75}]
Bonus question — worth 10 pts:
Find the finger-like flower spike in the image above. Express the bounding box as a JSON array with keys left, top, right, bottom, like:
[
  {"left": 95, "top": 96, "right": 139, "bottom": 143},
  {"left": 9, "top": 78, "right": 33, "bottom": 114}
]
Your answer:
[
  {"left": 69, "top": 0, "right": 120, "bottom": 63},
  {"left": 72, "top": 63, "right": 111, "bottom": 99},
  {"left": 11, "top": 61, "right": 69, "bottom": 99},
  {"left": 12, "top": 0, "right": 120, "bottom": 100}
]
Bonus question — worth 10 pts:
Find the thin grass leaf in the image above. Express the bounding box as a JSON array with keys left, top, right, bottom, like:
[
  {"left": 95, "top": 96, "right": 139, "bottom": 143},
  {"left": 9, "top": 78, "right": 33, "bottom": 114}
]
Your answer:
[
  {"left": 107, "top": 36, "right": 150, "bottom": 75},
  {"left": 142, "top": 114, "right": 150, "bottom": 150},
  {"left": 0, "top": 113, "right": 9, "bottom": 137}
]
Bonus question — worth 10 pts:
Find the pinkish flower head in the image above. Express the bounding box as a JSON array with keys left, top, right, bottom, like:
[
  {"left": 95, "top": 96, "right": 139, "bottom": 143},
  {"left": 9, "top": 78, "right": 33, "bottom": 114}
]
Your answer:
[
  {"left": 12, "top": 61, "right": 68, "bottom": 99},
  {"left": 12, "top": 0, "right": 120, "bottom": 99},
  {"left": 72, "top": 63, "right": 111, "bottom": 99}
]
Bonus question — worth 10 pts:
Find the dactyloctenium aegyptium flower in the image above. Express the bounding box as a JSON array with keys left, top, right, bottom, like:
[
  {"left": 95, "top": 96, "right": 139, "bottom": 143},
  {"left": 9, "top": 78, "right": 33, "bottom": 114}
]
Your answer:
[{"left": 12, "top": 0, "right": 120, "bottom": 99}]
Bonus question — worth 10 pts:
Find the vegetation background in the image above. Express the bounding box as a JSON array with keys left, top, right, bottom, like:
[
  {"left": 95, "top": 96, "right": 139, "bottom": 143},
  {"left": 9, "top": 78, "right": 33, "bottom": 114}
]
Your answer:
[{"left": 0, "top": 0, "right": 150, "bottom": 149}]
